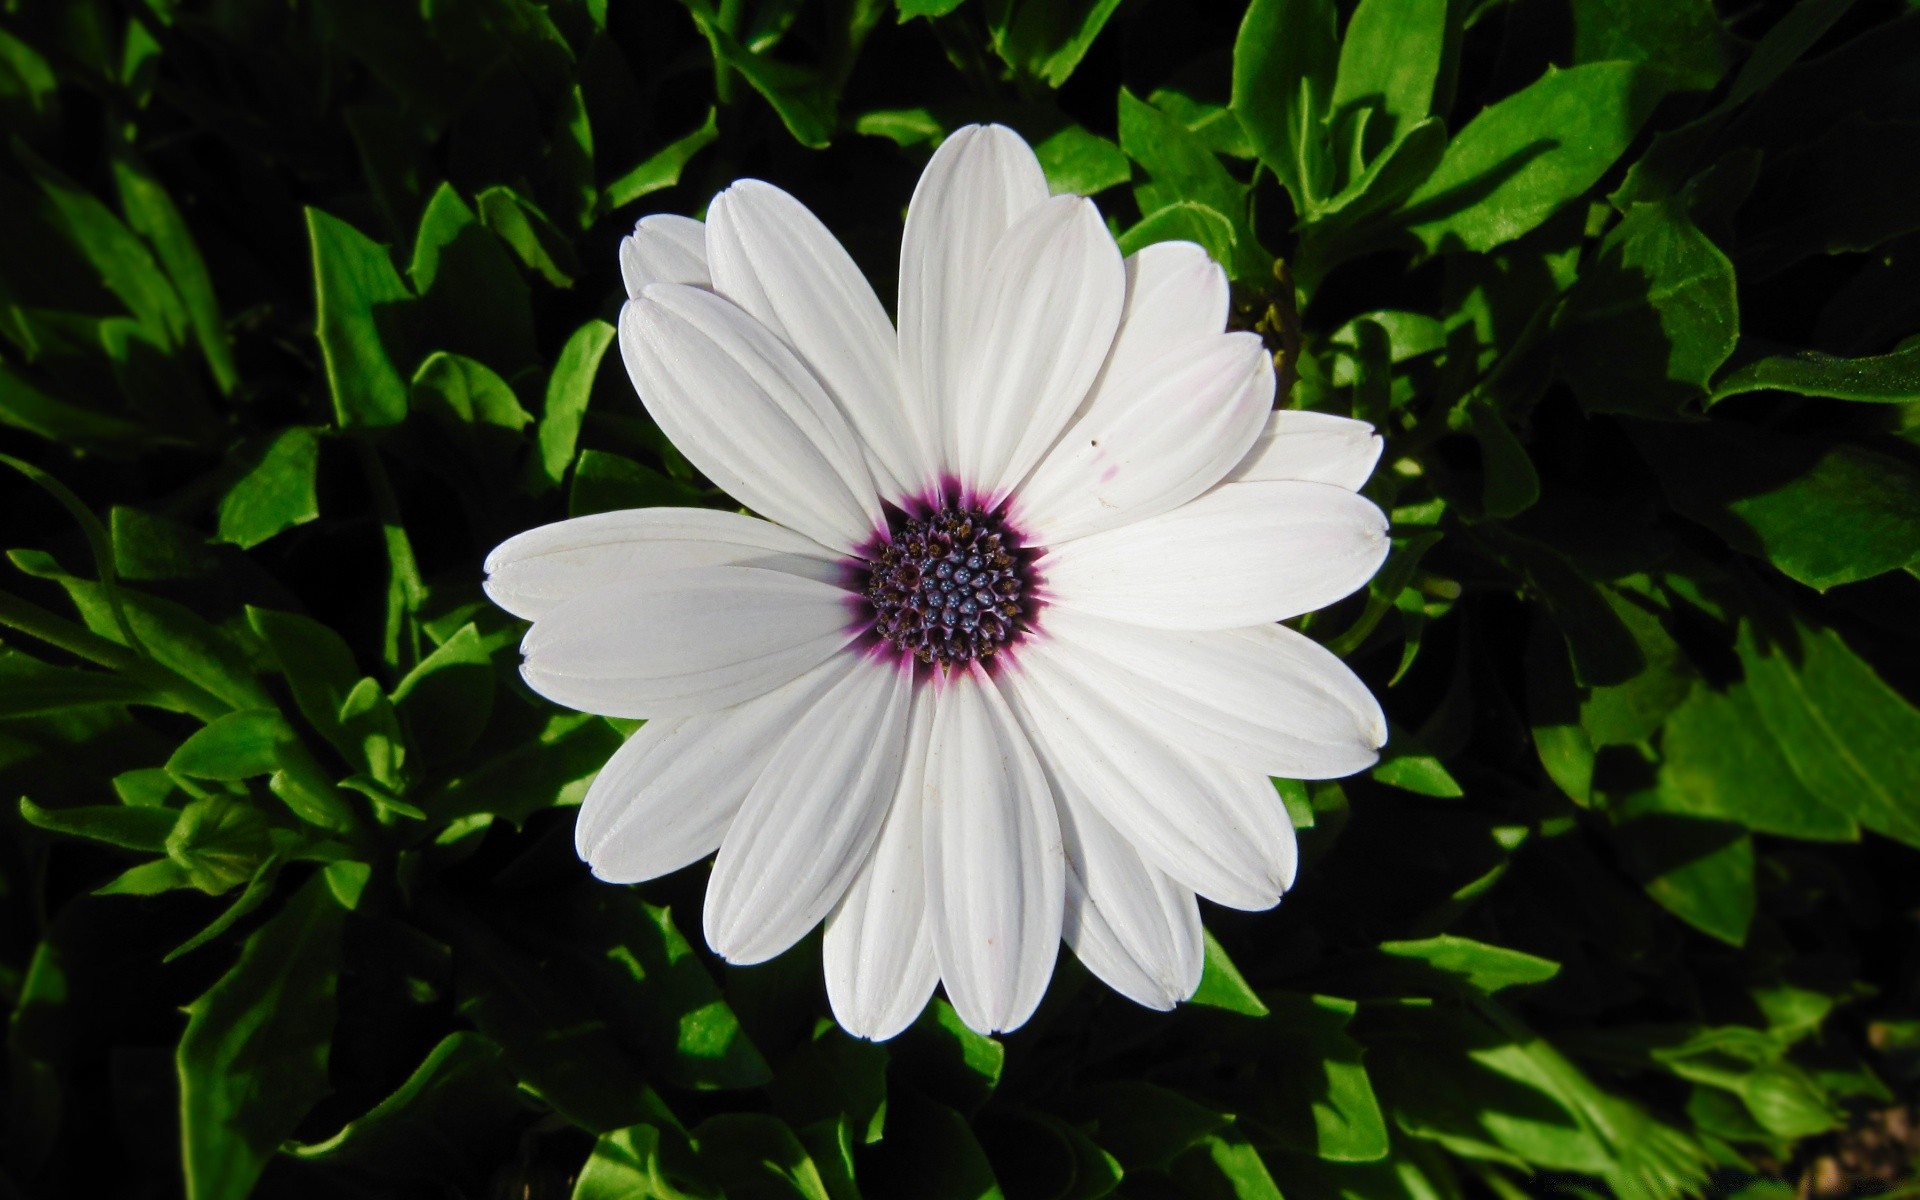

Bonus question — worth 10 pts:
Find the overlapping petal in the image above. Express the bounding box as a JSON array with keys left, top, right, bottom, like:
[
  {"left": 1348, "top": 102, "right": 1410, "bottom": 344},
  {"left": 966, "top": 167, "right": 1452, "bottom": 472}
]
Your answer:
[
  {"left": 519, "top": 565, "right": 859, "bottom": 718},
  {"left": 1040, "top": 480, "right": 1390, "bottom": 629},
  {"left": 619, "top": 213, "right": 709, "bottom": 297},
  {"left": 575, "top": 653, "right": 857, "bottom": 883},
  {"left": 1005, "top": 644, "right": 1297, "bottom": 911},
  {"left": 707, "top": 181, "right": 934, "bottom": 500},
  {"left": 484, "top": 508, "right": 839, "bottom": 621},
  {"left": 619, "top": 283, "right": 882, "bottom": 552},
  {"left": 1014, "top": 332, "right": 1273, "bottom": 544},
  {"left": 924, "top": 665, "right": 1065, "bottom": 1034},
  {"left": 1038, "top": 749, "right": 1204, "bottom": 1010},
  {"left": 1080, "top": 240, "right": 1231, "bottom": 421},
  {"left": 951, "top": 196, "right": 1125, "bottom": 503},
  {"left": 898, "top": 124, "right": 1050, "bottom": 477},
  {"left": 704, "top": 657, "right": 913, "bottom": 964},
  {"left": 823, "top": 690, "right": 940, "bottom": 1040},
  {"left": 1225, "top": 409, "right": 1385, "bottom": 490}
]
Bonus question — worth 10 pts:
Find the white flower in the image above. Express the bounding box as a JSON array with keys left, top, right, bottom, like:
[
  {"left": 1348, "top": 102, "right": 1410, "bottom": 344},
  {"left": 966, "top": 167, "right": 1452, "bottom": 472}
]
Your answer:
[{"left": 484, "top": 124, "right": 1390, "bottom": 1040}]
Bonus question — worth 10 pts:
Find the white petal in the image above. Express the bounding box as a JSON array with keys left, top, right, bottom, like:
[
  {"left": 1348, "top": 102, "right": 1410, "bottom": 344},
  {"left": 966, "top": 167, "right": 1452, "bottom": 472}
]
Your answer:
[
  {"left": 1013, "top": 333, "right": 1274, "bottom": 545},
  {"left": 1040, "top": 607, "right": 1386, "bottom": 779},
  {"left": 706, "top": 181, "right": 935, "bottom": 501},
  {"left": 484, "top": 508, "right": 840, "bottom": 621},
  {"left": 519, "top": 565, "right": 859, "bottom": 718},
  {"left": 1003, "top": 645, "right": 1296, "bottom": 911},
  {"left": 619, "top": 285, "right": 882, "bottom": 553},
  {"left": 1086, "top": 241, "right": 1232, "bottom": 418},
  {"left": 898, "top": 124, "right": 1049, "bottom": 482},
  {"left": 705, "top": 656, "right": 913, "bottom": 964},
  {"left": 1040, "top": 480, "right": 1389, "bottom": 629},
  {"left": 1224, "top": 410, "right": 1384, "bottom": 491},
  {"left": 923, "top": 665, "right": 1065, "bottom": 1035},
  {"left": 575, "top": 654, "right": 857, "bottom": 883},
  {"left": 953, "top": 196, "right": 1125, "bottom": 503},
  {"left": 1042, "top": 755, "right": 1204, "bottom": 1010},
  {"left": 620, "top": 214, "right": 709, "bottom": 298},
  {"left": 823, "top": 689, "right": 940, "bottom": 1041}
]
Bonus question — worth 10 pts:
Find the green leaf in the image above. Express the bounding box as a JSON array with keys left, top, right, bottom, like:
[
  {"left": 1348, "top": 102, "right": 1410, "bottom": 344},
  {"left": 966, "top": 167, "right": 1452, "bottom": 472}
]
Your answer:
[
  {"left": 1034, "top": 124, "right": 1130, "bottom": 197},
  {"left": 1174, "top": 1131, "right": 1284, "bottom": 1200},
  {"left": 406, "top": 184, "right": 536, "bottom": 375},
  {"left": 18, "top": 796, "right": 177, "bottom": 851},
  {"left": 429, "top": 886, "right": 767, "bottom": 1130},
  {"left": 770, "top": 1034, "right": 889, "bottom": 1144},
  {"left": 1232, "top": 0, "right": 1340, "bottom": 211},
  {"left": 677, "top": 0, "right": 837, "bottom": 149},
  {"left": 477, "top": 186, "right": 579, "bottom": 287},
  {"left": 1402, "top": 63, "right": 1670, "bottom": 253},
  {"left": 1330, "top": 0, "right": 1446, "bottom": 156},
  {"left": 605, "top": 108, "right": 720, "bottom": 211},
  {"left": 1742, "top": 119, "right": 1920, "bottom": 275},
  {"left": 1118, "top": 89, "right": 1263, "bottom": 280},
  {"left": 991, "top": 0, "right": 1125, "bottom": 89},
  {"left": 1611, "top": 801, "right": 1755, "bottom": 945},
  {"left": 215, "top": 427, "right": 322, "bottom": 550},
  {"left": 894, "top": 999, "right": 1005, "bottom": 1113},
  {"left": 695, "top": 1114, "right": 832, "bottom": 1200},
  {"left": 390, "top": 623, "right": 494, "bottom": 767},
  {"left": 166, "top": 847, "right": 292, "bottom": 960},
  {"left": 1527, "top": 621, "right": 1595, "bottom": 804},
  {"left": 246, "top": 607, "right": 367, "bottom": 773},
  {"left": 1632, "top": 420, "right": 1920, "bottom": 591},
  {"left": 427, "top": 710, "right": 617, "bottom": 825},
  {"left": 1462, "top": 398, "right": 1539, "bottom": 518},
  {"left": 165, "top": 794, "right": 273, "bottom": 895},
  {"left": 8, "top": 547, "right": 271, "bottom": 714},
  {"left": 1712, "top": 342, "right": 1920, "bottom": 404},
  {"left": 16, "top": 141, "right": 185, "bottom": 348},
  {"left": 1118, "top": 202, "right": 1241, "bottom": 274},
  {"left": 1559, "top": 198, "right": 1738, "bottom": 416},
  {"left": 178, "top": 875, "right": 344, "bottom": 1200},
  {"left": 574, "top": 1123, "right": 703, "bottom": 1200},
  {"left": 94, "top": 857, "right": 195, "bottom": 896},
  {"left": 1569, "top": 0, "right": 1728, "bottom": 91},
  {"left": 570, "top": 449, "right": 710, "bottom": 516},
  {"left": 1377, "top": 936, "right": 1560, "bottom": 995},
  {"left": 109, "top": 149, "right": 239, "bottom": 394},
  {"left": 0, "top": 361, "right": 150, "bottom": 447},
  {"left": 290, "top": 1033, "right": 533, "bottom": 1190},
  {"left": 1190, "top": 929, "right": 1270, "bottom": 1016},
  {"left": 1576, "top": 580, "right": 1693, "bottom": 746},
  {"left": 307, "top": 207, "right": 413, "bottom": 427},
  {"left": 1737, "top": 620, "right": 1920, "bottom": 850},
  {"left": 883, "top": 1092, "right": 1005, "bottom": 1200},
  {"left": 898, "top": 0, "right": 967, "bottom": 16},
  {"left": 1371, "top": 746, "right": 1464, "bottom": 797},
  {"left": 168, "top": 710, "right": 356, "bottom": 830},
  {"left": 1368, "top": 1006, "right": 1615, "bottom": 1174},
  {"left": 1477, "top": 531, "right": 1645, "bottom": 688},
  {"left": 1084, "top": 1082, "right": 1229, "bottom": 1171},
  {"left": 0, "top": 649, "right": 160, "bottom": 717},
  {"left": 534, "top": 319, "right": 617, "bottom": 491},
  {"left": 410, "top": 352, "right": 532, "bottom": 433},
  {"left": 167, "top": 709, "right": 297, "bottom": 780},
  {"left": 1654, "top": 683, "right": 1858, "bottom": 840},
  {"left": 1243, "top": 994, "right": 1389, "bottom": 1162},
  {"left": 855, "top": 107, "right": 944, "bottom": 146}
]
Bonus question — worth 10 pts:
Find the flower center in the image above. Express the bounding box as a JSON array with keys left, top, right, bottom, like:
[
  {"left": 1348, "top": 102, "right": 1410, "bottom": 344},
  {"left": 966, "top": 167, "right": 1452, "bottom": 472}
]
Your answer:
[{"left": 861, "top": 506, "right": 1033, "bottom": 668}]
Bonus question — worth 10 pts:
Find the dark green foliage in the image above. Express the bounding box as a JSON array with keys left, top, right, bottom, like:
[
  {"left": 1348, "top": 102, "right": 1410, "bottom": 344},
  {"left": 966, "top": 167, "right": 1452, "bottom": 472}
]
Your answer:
[{"left": 2, "top": 1, "right": 1918, "bottom": 1198}]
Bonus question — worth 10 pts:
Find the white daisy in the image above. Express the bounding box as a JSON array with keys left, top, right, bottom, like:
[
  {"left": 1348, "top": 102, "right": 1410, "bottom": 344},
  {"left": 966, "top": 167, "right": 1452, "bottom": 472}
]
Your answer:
[{"left": 484, "top": 124, "right": 1390, "bottom": 1040}]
